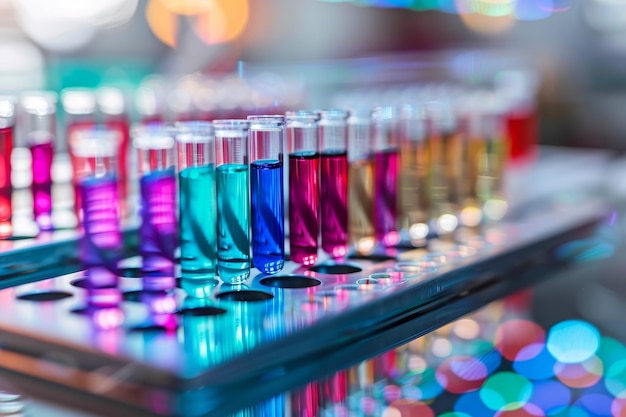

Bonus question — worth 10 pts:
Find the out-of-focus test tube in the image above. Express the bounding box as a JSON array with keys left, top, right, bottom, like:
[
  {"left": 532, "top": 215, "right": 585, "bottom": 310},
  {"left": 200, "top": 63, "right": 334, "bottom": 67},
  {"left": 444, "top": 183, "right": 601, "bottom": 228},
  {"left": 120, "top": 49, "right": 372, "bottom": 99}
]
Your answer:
[
  {"left": 319, "top": 110, "right": 349, "bottom": 259},
  {"left": 135, "top": 77, "right": 166, "bottom": 123},
  {"left": 286, "top": 111, "right": 320, "bottom": 266},
  {"left": 0, "top": 97, "right": 15, "bottom": 238},
  {"left": 20, "top": 91, "right": 57, "bottom": 232},
  {"left": 176, "top": 122, "right": 218, "bottom": 294},
  {"left": 248, "top": 115, "right": 285, "bottom": 274},
  {"left": 132, "top": 122, "right": 177, "bottom": 291},
  {"left": 214, "top": 120, "right": 251, "bottom": 283},
  {"left": 62, "top": 88, "right": 96, "bottom": 220},
  {"left": 347, "top": 111, "right": 375, "bottom": 255},
  {"left": 70, "top": 126, "right": 123, "bottom": 308},
  {"left": 398, "top": 104, "right": 429, "bottom": 246},
  {"left": 372, "top": 106, "right": 400, "bottom": 247},
  {"left": 97, "top": 87, "right": 130, "bottom": 218},
  {"left": 425, "top": 100, "right": 464, "bottom": 236}
]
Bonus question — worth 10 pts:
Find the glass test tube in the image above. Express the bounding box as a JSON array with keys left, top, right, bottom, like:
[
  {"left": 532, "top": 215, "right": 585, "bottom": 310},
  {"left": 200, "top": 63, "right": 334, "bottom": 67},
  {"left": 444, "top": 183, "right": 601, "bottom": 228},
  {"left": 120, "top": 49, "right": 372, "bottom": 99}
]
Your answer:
[
  {"left": 62, "top": 88, "right": 96, "bottom": 220},
  {"left": 176, "top": 122, "right": 217, "bottom": 284},
  {"left": 319, "top": 110, "right": 349, "bottom": 258},
  {"left": 286, "top": 111, "right": 320, "bottom": 266},
  {"left": 425, "top": 100, "right": 464, "bottom": 235},
  {"left": 70, "top": 126, "right": 123, "bottom": 308},
  {"left": 372, "top": 106, "right": 400, "bottom": 247},
  {"left": 248, "top": 116, "right": 285, "bottom": 274},
  {"left": 214, "top": 120, "right": 251, "bottom": 284},
  {"left": 0, "top": 98, "right": 15, "bottom": 238},
  {"left": 20, "top": 91, "right": 57, "bottom": 232},
  {"left": 132, "top": 122, "right": 178, "bottom": 291},
  {"left": 347, "top": 111, "right": 375, "bottom": 255},
  {"left": 398, "top": 104, "right": 430, "bottom": 246}
]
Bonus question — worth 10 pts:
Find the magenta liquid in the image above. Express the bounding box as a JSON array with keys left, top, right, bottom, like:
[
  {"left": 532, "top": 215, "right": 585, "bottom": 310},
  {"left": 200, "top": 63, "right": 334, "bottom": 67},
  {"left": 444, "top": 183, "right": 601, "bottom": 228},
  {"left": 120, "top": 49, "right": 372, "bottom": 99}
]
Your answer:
[
  {"left": 30, "top": 142, "right": 53, "bottom": 231},
  {"left": 289, "top": 151, "right": 319, "bottom": 265},
  {"left": 320, "top": 150, "right": 348, "bottom": 258},
  {"left": 139, "top": 168, "right": 177, "bottom": 291},
  {"left": 374, "top": 149, "right": 400, "bottom": 246},
  {"left": 79, "top": 175, "right": 122, "bottom": 307}
]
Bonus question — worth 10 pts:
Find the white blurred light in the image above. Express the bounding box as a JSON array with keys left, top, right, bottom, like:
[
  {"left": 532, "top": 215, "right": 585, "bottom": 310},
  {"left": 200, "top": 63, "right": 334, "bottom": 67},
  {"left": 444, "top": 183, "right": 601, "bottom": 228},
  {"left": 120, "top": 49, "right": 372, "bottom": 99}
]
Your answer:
[
  {"left": 483, "top": 199, "right": 508, "bottom": 221},
  {"left": 437, "top": 213, "right": 459, "bottom": 233},
  {"left": 61, "top": 90, "right": 96, "bottom": 116},
  {"left": 431, "top": 338, "right": 453, "bottom": 357},
  {"left": 97, "top": 88, "right": 125, "bottom": 116},
  {"left": 453, "top": 319, "right": 481, "bottom": 339},
  {"left": 409, "top": 223, "right": 429, "bottom": 240},
  {"left": 460, "top": 206, "right": 482, "bottom": 227}
]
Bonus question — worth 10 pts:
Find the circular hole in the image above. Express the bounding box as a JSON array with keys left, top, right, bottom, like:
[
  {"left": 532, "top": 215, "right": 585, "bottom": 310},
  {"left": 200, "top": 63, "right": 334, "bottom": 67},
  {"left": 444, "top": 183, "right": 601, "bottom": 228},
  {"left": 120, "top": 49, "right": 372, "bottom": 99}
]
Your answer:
[
  {"left": 119, "top": 267, "right": 141, "bottom": 278},
  {"left": 177, "top": 306, "right": 227, "bottom": 317},
  {"left": 308, "top": 263, "right": 362, "bottom": 274},
  {"left": 70, "top": 278, "right": 89, "bottom": 289},
  {"left": 348, "top": 253, "right": 396, "bottom": 262},
  {"left": 17, "top": 291, "right": 73, "bottom": 302},
  {"left": 122, "top": 290, "right": 143, "bottom": 302},
  {"left": 216, "top": 290, "right": 273, "bottom": 302},
  {"left": 128, "top": 324, "right": 172, "bottom": 333},
  {"left": 369, "top": 272, "right": 392, "bottom": 280},
  {"left": 260, "top": 275, "right": 321, "bottom": 289}
]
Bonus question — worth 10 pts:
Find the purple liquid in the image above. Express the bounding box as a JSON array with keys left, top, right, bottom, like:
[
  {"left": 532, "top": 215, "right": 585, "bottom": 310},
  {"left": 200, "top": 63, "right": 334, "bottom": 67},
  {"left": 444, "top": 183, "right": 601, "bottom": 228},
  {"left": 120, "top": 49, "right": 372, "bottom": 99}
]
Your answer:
[
  {"left": 139, "top": 168, "right": 177, "bottom": 291},
  {"left": 30, "top": 142, "right": 53, "bottom": 231},
  {"left": 320, "top": 150, "right": 348, "bottom": 258},
  {"left": 79, "top": 175, "right": 122, "bottom": 307},
  {"left": 374, "top": 149, "right": 400, "bottom": 246},
  {"left": 289, "top": 152, "right": 319, "bottom": 265}
]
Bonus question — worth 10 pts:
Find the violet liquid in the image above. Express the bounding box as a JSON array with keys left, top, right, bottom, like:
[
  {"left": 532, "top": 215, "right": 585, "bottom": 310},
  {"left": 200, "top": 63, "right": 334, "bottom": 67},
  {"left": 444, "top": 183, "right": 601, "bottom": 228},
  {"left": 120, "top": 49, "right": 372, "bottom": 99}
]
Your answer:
[
  {"left": 320, "top": 150, "right": 348, "bottom": 258},
  {"left": 139, "top": 167, "right": 177, "bottom": 291},
  {"left": 374, "top": 149, "right": 400, "bottom": 246},
  {"left": 289, "top": 151, "right": 319, "bottom": 265},
  {"left": 30, "top": 141, "right": 53, "bottom": 231}
]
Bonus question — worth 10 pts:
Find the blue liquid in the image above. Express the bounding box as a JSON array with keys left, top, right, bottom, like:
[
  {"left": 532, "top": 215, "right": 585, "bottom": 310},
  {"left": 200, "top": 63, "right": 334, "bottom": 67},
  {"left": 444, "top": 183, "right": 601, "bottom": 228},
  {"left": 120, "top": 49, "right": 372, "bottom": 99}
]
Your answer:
[
  {"left": 251, "top": 160, "right": 284, "bottom": 274},
  {"left": 179, "top": 165, "right": 217, "bottom": 278},
  {"left": 216, "top": 163, "right": 250, "bottom": 283}
]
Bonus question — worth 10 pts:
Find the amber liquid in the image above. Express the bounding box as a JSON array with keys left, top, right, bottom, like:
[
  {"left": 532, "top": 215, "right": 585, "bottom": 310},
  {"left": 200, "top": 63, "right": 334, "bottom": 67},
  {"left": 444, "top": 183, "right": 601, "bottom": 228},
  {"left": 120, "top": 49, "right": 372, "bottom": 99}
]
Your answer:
[
  {"left": 427, "top": 132, "right": 465, "bottom": 221},
  {"left": 348, "top": 159, "right": 375, "bottom": 254},
  {"left": 399, "top": 140, "right": 429, "bottom": 242},
  {"left": 466, "top": 136, "right": 507, "bottom": 213}
]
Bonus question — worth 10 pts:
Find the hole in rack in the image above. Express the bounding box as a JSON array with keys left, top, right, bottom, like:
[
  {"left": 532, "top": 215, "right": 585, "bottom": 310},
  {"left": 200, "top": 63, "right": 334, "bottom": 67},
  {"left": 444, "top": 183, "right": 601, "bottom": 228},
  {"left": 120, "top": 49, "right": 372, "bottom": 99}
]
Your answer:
[
  {"left": 17, "top": 291, "right": 73, "bottom": 301},
  {"left": 1, "top": 235, "right": 36, "bottom": 241},
  {"left": 308, "top": 263, "right": 362, "bottom": 274},
  {"left": 119, "top": 267, "right": 141, "bottom": 278},
  {"left": 70, "top": 278, "right": 89, "bottom": 289},
  {"left": 348, "top": 253, "right": 395, "bottom": 262},
  {"left": 260, "top": 275, "right": 321, "bottom": 289},
  {"left": 128, "top": 324, "right": 174, "bottom": 333},
  {"left": 177, "top": 306, "right": 227, "bottom": 317},
  {"left": 216, "top": 290, "right": 273, "bottom": 302},
  {"left": 122, "top": 290, "right": 143, "bottom": 302}
]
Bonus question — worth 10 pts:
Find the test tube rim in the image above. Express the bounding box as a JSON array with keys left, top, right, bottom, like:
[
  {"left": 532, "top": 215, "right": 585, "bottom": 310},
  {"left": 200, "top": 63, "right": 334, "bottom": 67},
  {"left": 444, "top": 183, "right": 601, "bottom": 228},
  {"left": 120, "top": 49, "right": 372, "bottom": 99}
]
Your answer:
[{"left": 131, "top": 122, "right": 176, "bottom": 150}]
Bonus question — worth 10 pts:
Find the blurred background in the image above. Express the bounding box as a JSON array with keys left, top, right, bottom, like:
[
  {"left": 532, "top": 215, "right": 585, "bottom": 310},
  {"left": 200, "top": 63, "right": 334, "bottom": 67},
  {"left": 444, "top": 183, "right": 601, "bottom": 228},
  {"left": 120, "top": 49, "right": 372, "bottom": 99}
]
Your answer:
[{"left": 0, "top": 0, "right": 622, "bottom": 150}]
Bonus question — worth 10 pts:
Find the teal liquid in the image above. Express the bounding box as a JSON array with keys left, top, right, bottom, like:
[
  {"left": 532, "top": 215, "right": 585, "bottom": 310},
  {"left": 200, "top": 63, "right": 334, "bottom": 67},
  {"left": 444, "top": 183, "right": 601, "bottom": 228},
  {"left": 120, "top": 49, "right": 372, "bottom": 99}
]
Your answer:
[
  {"left": 179, "top": 165, "right": 217, "bottom": 281},
  {"left": 216, "top": 163, "right": 250, "bottom": 283}
]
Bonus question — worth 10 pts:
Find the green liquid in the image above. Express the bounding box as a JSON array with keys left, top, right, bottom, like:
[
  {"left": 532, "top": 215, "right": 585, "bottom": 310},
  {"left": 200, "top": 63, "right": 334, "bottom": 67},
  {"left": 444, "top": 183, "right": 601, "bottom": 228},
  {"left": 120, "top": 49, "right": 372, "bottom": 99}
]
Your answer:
[
  {"left": 216, "top": 163, "right": 250, "bottom": 283},
  {"left": 179, "top": 165, "right": 217, "bottom": 279}
]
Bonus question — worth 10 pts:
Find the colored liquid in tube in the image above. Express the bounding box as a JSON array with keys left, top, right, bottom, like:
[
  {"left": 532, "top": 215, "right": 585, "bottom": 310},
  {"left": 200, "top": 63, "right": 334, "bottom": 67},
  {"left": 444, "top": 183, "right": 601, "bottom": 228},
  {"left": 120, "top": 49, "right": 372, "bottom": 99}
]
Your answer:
[
  {"left": 399, "top": 140, "right": 429, "bottom": 244},
  {"left": 106, "top": 118, "right": 130, "bottom": 217},
  {"left": 507, "top": 109, "right": 538, "bottom": 162},
  {"left": 251, "top": 159, "right": 284, "bottom": 274},
  {"left": 68, "top": 120, "right": 94, "bottom": 219},
  {"left": 79, "top": 175, "right": 122, "bottom": 307},
  {"left": 320, "top": 150, "right": 348, "bottom": 258},
  {"left": 289, "top": 151, "right": 319, "bottom": 265},
  {"left": 30, "top": 141, "right": 54, "bottom": 231},
  {"left": 139, "top": 167, "right": 177, "bottom": 290},
  {"left": 348, "top": 159, "right": 375, "bottom": 254},
  {"left": 373, "top": 149, "right": 399, "bottom": 246},
  {"left": 216, "top": 163, "right": 250, "bottom": 283},
  {"left": 0, "top": 127, "right": 11, "bottom": 237},
  {"left": 179, "top": 165, "right": 217, "bottom": 276}
]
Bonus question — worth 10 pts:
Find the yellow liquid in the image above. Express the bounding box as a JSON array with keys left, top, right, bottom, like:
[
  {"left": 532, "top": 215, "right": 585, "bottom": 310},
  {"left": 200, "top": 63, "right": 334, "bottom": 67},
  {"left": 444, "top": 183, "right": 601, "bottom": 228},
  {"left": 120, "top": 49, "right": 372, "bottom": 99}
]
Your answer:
[
  {"left": 399, "top": 140, "right": 429, "bottom": 241},
  {"left": 427, "top": 131, "right": 465, "bottom": 220},
  {"left": 348, "top": 159, "right": 375, "bottom": 254}
]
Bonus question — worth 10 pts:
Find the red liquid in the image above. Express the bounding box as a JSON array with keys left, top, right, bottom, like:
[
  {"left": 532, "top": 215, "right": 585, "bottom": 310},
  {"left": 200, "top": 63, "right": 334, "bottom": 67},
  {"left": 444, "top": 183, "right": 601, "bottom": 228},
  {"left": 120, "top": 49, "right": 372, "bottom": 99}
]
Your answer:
[
  {"left": 289, "top": 152, "right": 319, "bottom": 265},
  {"left": 0, "top": 127, "right": 12, "bottom": 238},
  {"left": 374, "top": 150, "right": 400, "bottom": 246},
  {"left": 507, "top": 109, "right": 538, "bottom": 162},
  {"left": 291, "top": 383, "right": 319, "bottom": 417},
  {"left": 31, "top": 142, "right": 53, "bottom": 231},
  {"left": 320, "top": 151, "right": 348, "bottom": 258},
  {"left": 105, "top": 117, "right": 130, "bottom": 218}
]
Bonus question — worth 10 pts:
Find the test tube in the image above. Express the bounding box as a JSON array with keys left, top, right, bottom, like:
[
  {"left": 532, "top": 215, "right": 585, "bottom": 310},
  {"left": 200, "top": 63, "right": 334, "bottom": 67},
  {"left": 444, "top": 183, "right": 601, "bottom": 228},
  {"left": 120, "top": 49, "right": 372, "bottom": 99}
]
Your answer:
[
  {"left": 372, "top": 106, "right": 400, "bottom": 247},
  {"left": 214, "top": 120, "right": 251, "bottom": 284},
  {"left": 248, "top": 115, "right": 285, "bottom": 274},
  {"left": 286, "top": 111, "right": 320, "bottom": 266},
  {"left": 20, "top": 91, "right": 57, "bottom": 232},
  {"left": 132, "top": 122, "right": 178, "bottom": 291},
  {"left": 398, "top": 104, "right": 430, "bottom": 246},
  {"left": 70, "top": 126, "right": 123, "bottom": 308},
  {"left": 347, "top": 110, "right": 375, "bottom": 255},
  {"left": 0, "top": 97, "right": 15, "bottom": 238},
  {"left": 176, "top": 121, "right": 217, "bottom": 285}
]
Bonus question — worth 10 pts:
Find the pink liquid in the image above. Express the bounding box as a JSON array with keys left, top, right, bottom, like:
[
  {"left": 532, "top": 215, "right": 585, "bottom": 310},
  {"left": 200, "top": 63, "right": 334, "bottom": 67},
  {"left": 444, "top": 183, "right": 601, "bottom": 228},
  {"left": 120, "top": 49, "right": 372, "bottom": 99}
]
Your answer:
[
  {"left": 292, "top": 383, "right": 319, "bottom": 417},
  {"left": 30, "top": 142, "right": 53, "bottom": 231},
  {"left": 289, "top": 152, "right": 319, "bottom": 265},
  {"left": 374, "top": 150, "right": 400, "bottom": 246},
  {"left": 320, "top": 151, "right": 348, "bottom": 258},
  {"left": 0, "top": 127, "right": 12, "bottom": 238}
]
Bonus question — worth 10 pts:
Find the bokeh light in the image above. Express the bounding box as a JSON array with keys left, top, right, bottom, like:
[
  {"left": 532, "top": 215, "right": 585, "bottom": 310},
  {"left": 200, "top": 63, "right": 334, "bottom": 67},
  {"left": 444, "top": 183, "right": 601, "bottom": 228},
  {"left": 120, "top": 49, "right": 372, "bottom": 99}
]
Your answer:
[
  {"left": 513, "top": 343, "right": 557, "bottom": 380},
  {"left": 146, "top": 0, "right": 178, "bottom": 48},
  {"left": 548, "top": 405, "right": 590, "bottom": 417},
  {"left": 574, "top": 393, "right": 612, "bottom": 417},
  {"left": 460, "top": 12, "right": 517, "bottom": 34},
  {"left": 437, "top": 356, "right": 489, "bottom": 394},
  {"left": 554, "top": 356, "right": 603, "bottom": 389},
  {"left": 495, "top": 319, "right": 545, "bottom": 361},
  {"left": 192, "top": 0, "right": 250, "bottom": 45},
  {"left": 515, "top": 0, "right": 553, "bottom": 20},
  {"left": 479, "top": 372, "right": 533, "bottom": 411},
  {"left": 157, "top": 0, "right": 213, "bottom": 15},
  {"left": 495, "top": 403, "right": 544, "bottom": 417},
  {"left": 529, "top": 380, "right": 571, "bottom": 415},
  {"left": 605, "top": 359, "right": 626, "bottom": 398},
  {"left": 547, "top": 320, "right": 600, "bottom": 364},
  {"left": 612, "top": 397, "right": 626, "bottom": 417},
  {"left": 455, "top": 390, "right": 496, "bottom": 417}
]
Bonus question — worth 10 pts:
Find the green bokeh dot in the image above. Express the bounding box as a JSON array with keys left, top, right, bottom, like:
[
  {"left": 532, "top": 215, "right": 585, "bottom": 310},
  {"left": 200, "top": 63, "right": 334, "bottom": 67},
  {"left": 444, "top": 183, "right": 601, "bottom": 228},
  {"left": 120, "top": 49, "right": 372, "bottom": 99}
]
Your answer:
[
  {"left": 606, "top": 359, "right": 626, "bottom": 398},
  {"left": 597, "top": 337, "right": 626, "bottom": 370},
  {"left": 439, "top": 413, "right": 472, "bottom": 417},
  {"left": 479, "top": 372, "right": 533, "bottom": 411}
]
